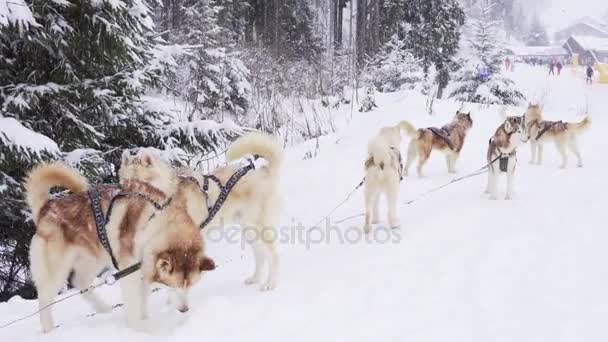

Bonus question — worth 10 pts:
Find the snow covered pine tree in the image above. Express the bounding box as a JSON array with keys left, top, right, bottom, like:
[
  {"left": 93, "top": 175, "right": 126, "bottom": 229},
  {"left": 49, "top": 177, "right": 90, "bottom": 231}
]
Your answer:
[
  {"left": 449, "top": 0, "right": 524, "bottom": 106},
  {"left": 1, "top": 0, "right": 165, "bottom": 300}
]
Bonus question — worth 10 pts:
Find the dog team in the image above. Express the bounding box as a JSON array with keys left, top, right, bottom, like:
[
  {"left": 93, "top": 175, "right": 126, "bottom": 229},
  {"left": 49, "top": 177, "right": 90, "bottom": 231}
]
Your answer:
[
  {"left": 363, "top": 103, "right": 591, "bottom": 228},
  {"left": 24, "top": 104, "right": 590, "bottom": 333}
]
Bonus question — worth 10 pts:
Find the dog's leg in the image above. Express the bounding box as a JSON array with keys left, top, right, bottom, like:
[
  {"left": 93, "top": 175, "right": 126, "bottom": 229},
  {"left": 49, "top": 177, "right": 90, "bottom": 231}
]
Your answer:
[
  {"left": 484, "top": 168, "right": 492, "bottom": 194},
  {"left": 364, "top": 185, "right": 380, "bottom": 233},
  {"left": 568, "top": 137, "right": 583, "bottom": 167},
  {"left": 29, "top": 235, "right": 74, "bottom": 333},
  {"left": 386, "top": 183, "right": 400, "bottom": 228},
  {"left": 505, "top": 160, "right": 515, "bottom": 200},
  {"left": 488, "top": 169, "right": 498, "bottom": 200},
  {"left": 447, "top": 152, "right": 457, "bottom": 173},
  {"left": 404, "top": 140, "right": 417, "bottom": 177},
  {"left": 372, "top": 192, "right": 381, "bottom": 224},
  {"left": 119, "top": 270, "right": 145, "bottom": 328},
  {"left": 244, "top": 239, "right": 265, "bottom": 285},
  {"left": 417, "top": 146, "right": 431, "bottom": 177},
  {"left": 556, "top": 141, "right": 567, "bottom": 168},
  {"left": 71, "top": 258, "right": 112, "bottom": 314},
  {"left": 529, "top": 141, "right": 537, "bottom": 164},
  {"left": 260, "top": 229, "right": 279, "bottom": 291},
  {"left": 537, "top": 143, "right": 544, "bottom": 165}
]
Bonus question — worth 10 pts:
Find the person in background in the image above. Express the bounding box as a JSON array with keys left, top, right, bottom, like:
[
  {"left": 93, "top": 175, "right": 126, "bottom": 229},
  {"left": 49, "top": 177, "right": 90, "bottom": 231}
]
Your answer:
[
  {"left": 586, "top": 64, "right": 594, "bottom": 84},
  {"left": 505, "top": 57, "right": 511, "bottom": 71},
  {"left": 556, "top": 60, "right": 563, "bottom": 75},
  {"left": 548, "top": 58, "right": 555, "bottom": 75}
]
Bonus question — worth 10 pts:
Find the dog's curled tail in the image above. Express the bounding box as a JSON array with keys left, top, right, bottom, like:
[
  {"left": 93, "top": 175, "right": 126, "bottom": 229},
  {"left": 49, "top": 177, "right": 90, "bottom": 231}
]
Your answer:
[
  {"left": 25, "top": 162, "right": 88, "bottom": 222},
  {"left": 569, "top": 116, "right": 591, "bottom": 133},
  {"left": 226, "top": 132, "right": 284, "bottom": 175},
  {"left": 397, "top": 120, "right": 418, "bottom": 138}
]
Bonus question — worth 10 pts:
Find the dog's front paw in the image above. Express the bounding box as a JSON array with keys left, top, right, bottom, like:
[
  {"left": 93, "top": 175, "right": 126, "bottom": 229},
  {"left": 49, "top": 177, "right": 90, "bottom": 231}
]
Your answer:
[
  {"left": 363, "top": 225, "right": 371, "bottom": 234},
  {"left": 244, "top": 276, "right": 261, "bottom": 285},
  {"left": 260, "top": 282, "right": 276, "bottom": 292},
  {"left": 389, "top": 220, "right": 401, "bottom": 229}
]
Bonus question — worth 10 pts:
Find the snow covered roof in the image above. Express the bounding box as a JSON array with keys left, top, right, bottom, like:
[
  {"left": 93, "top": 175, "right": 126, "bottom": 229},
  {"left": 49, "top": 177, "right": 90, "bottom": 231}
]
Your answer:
[
  {"left": 0, "top": 117, "right": 59, "bottom": 153},
  {"left": 555, "top": 17, "right": 608, "bottom": 38},
  {"left": 570, "top": 35, "right": 608, "bottom": 53},
  {"left": 507, "top": 45, "right": 569, "bottom": 57}
]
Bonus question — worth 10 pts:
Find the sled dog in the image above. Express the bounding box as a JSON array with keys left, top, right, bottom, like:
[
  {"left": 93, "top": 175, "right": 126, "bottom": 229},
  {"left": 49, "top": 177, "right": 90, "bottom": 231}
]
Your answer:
[
  {"left": 485, "top": 116, "right": 529, "bottom": 200},
  {"left": 363, "top": 125, "right": 404, "bottom": 233},
  {"left": 26, "top": 149, "right": 215, "bottom": 333},
  {"left": 399, "top": 111, "right": 474, "bottom": 177},
  {"left": 178, "top": 132, "right": 283, "bottom": 291},
  {"left": 524, "top": 103, "right": 591, "bottom": 168}
]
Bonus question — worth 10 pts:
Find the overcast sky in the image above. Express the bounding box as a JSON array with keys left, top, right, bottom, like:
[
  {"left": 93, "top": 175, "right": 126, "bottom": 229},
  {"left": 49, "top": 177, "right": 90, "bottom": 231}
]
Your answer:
[{"left": 539, "top": 0, "right": 608, "bottom": 33}]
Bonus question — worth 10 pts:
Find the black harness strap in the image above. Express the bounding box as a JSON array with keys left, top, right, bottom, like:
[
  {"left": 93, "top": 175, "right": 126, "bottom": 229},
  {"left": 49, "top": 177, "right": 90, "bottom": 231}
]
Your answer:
[
  {"left": 536, "top": 120, "right": 563, "bottom": 140},
  {"left": 428, "top": 127, "right": 454, "bottom": 150},
  {"left": 88, "top": 188, "right": 120, "bottom": 270},
  {"left": 88, "top": 185, "right": 172, "bottom": 273},
  {"left": 199, "top": 159, "right": 256, "bottom": 229}
]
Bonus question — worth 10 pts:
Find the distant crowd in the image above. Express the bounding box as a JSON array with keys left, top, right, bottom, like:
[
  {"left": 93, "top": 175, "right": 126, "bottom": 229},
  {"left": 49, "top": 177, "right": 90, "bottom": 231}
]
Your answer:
[{"left": 508, "top": 56, "right": 595, "bottom": 84}]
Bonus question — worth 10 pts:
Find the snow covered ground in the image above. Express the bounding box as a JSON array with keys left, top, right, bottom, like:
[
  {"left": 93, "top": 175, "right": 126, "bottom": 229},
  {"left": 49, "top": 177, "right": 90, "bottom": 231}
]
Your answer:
[{"left": 2, "top": 64, "right": 607, "bottom": 341}]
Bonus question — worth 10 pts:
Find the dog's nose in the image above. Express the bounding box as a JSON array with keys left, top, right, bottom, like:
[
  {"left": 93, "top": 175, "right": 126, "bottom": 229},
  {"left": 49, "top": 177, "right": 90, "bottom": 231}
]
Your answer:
[{"left": 178, "top": 306, "right": 189, "bottom": 313}]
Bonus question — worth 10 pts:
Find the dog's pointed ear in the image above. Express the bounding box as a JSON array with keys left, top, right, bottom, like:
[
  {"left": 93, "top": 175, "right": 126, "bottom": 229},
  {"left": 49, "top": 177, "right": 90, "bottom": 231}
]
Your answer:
[
  {"left": 121, "top": 149, "right": 131, "bottom": 166},
  {"left": 200, "top": 256, "right": 216, "bottom": 271},
  {"left": 156, "top": 256, "right": 173, "bottom": 275},
  {"left": 141, "top": 150, "right": 154, "bottom": 167},
  {"left": 504, "top": 119, "right": 512, "bottom": 132}
]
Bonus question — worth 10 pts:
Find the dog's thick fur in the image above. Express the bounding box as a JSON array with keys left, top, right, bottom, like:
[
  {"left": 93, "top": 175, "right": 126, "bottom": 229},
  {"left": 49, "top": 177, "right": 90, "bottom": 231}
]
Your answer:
[
  {"left": 524, "top": 103, "right": 591, "bottom": 168},
  {"left": 26, "top": 149, "right": 215, "bottom": 333},
  {"left": 485, "top": 116, "right": 528, "bottom": 200},
  {"left": 178, "top": 132, "right": 283, "bottom": 291},
  {"left": 363, "top": 125, "right": 403, "bottom": 233},
  {"left": 400, "top": 111, "right": 474, "bottom": 177}
]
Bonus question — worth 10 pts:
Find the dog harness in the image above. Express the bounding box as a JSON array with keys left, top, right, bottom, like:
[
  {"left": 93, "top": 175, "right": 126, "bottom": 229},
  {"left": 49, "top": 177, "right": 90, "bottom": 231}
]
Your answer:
[
  {"left": 363, "top": 147, "right": 403, "bottom": 181},
  {"left": 489, "top": 140, "right": 516, "bottom": 173},
  {"left": 87, "top": 184, "right": 172, "bottom": 270},
  {"left": 428, "top": 127, "right": 454, "bottom": 150},
  {"left": 535, "top": 120, "right": 565, "bottom": 140},
  {"left": 182, "top": 157, "right": 257, "bottom": 230}
]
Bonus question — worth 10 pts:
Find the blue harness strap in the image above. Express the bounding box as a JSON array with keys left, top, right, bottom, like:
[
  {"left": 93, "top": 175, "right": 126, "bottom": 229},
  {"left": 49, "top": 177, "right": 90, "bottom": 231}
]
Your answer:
[{"left": 87, "top": 187, "right": 120, "bottom": 269}]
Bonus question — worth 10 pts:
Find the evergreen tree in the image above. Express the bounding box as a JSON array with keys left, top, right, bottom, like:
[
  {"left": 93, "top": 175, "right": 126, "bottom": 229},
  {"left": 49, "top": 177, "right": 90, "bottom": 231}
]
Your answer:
[
  {"left": 449, "top": 0, "right": 524, "bottom": 106},
  {"left": 526, "top": 16, "right": 549, "bottom": 46},
  {"left": 401, "top": 0, "right": 465, "bottom": 98},
  {"left": 0, "top": 0, "right": 163, "bottom": 300},
  {"left": 362, "top": 35, "right": 424, "bottom": 93}
]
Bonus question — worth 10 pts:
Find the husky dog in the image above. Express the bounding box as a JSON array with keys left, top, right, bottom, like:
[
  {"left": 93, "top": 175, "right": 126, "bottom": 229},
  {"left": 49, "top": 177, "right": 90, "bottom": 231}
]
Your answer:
[
  {"left": 363, "top": 125, "right": 403, "bottom": 233},
  {"left": 399, "top": 111, "right": 474, "bottom": 177},
  {"left": 178, "top": 132, "right": 283, "bottom": 291},
  {"left": 485, "top": 116, "right": 529, "bottom": 200},
  {"left": 26, "top": 149, "right": 215, "bottom": 333},
  {"left": 524, "top": 103, "right": 591, "bottom": 168}
]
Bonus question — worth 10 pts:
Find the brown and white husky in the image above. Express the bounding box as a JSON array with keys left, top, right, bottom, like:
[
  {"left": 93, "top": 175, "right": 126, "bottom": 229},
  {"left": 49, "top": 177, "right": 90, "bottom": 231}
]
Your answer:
[
  {"left": 524, "top": 103, "right": 591, "bottom": 168},
  {"left": 26, "top": 149, "right": 215, "bottom": 333},
  {"left": 399, "top": 111, "right": 474, "bottom": 177},
  {"left": 485, "top": 116, "right": 529, "bottom": 200}
]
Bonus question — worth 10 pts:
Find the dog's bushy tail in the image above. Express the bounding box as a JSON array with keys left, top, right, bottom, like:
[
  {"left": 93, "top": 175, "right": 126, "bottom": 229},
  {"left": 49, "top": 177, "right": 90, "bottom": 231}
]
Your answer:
[
  {"left": 25, "top": 162, "right": 88, "bottom": 222},
  {"left": 568, "top": 116, "right": 591, "bottom": 133},
  {"left": 226, "top": 132, "right": 284, "bottom": 175},
  {"left": 397, "top": 120, "right": 418, "bottom": 138}
]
